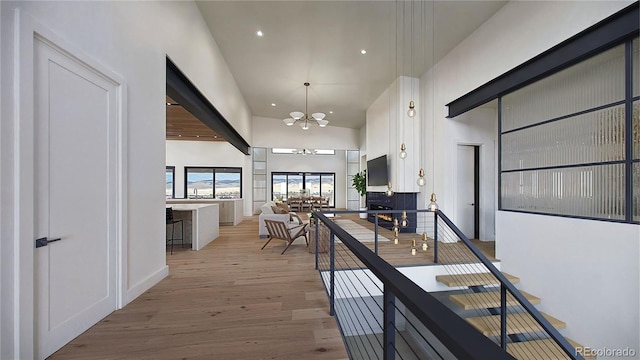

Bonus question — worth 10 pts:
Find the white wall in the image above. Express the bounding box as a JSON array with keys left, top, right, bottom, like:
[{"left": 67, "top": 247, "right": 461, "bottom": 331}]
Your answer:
[
  {"left": 251, "top": 116, "right": 359, "bottom": 210},
  {"left": 365, "top": 76, "right": 420, "bottom": 194},
  {"left": 266, "top": 150, "right": 348, "bottom": 209},
  {"left": 425, "top": 0, "right": 637, "bottom": 354},
  {"left": 447, "top": 107, "right": 497, "bottom": 240},
  {"left": 0, "top": 1, "right": 253, "bottom": 358},
  {"left": 497, "top": 212, "right": 640, "bottom": 356},
  {"left": 252, "top": 116, "right": 360, "bottom": 150},
  {"left": 165, "top": 140, "right": 252, "bottom": 214}
]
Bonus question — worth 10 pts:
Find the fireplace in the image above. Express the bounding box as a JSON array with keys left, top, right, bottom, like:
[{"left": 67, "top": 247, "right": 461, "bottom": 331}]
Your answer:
[{"left": 366, "top": 192, "right": 417, "bottom": 233}]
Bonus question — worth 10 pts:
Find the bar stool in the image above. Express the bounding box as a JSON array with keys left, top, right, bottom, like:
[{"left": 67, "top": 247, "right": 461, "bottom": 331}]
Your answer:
[{"left": 166, "top": 207, "right": 184, "bottom": 254}]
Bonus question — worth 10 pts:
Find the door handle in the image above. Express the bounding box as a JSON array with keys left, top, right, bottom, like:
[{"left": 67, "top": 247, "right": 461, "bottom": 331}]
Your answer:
[{"left": 35, "top": 237, "right": 63, "bottom": 248}]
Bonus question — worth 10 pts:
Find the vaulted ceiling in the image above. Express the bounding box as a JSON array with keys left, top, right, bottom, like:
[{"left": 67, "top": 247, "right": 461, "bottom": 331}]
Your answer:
[{"left": 195, "top": 1, "right": 508, "bottom": 130}]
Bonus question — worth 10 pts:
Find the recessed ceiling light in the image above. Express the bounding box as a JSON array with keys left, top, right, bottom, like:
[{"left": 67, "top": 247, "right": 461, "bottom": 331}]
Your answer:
[
  {"left": 360, "top": 49, "right": 367, "bottom": 55},
  {"left": 178, "top": 134, "right": 182, "bottom": 137},
  {"left": 214, "top": 135, "right": 218, "bottom": 139},
  {"left": 256, "top": 30, "right": 264, "bottom": 37},
  {"left": 166, "top": 102, "right": 171, "bottom": 106},
  {"left": 271, "top": 103, "right": 276, "bottom": 107},
  {"left": 196, "top": 135, "right": 200, "bottom": 138},
  {"left": 329, "top": 111, "right": 333, "bottom": 114}
]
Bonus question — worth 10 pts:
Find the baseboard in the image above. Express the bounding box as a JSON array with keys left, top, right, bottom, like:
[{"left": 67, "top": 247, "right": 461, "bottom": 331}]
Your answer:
[{"left": 125, "top": 265, "right": 168, "bottom": 304}]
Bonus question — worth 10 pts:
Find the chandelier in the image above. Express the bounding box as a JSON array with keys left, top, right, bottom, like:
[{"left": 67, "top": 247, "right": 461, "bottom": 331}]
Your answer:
[{"left": 283, "top": 82, "right": 329, "bottom": 130}]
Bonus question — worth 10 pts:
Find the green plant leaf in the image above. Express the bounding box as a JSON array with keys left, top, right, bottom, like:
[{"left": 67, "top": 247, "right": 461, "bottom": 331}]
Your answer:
[{"left": 352, "top": 170, "right": 367, "bottom": 197}]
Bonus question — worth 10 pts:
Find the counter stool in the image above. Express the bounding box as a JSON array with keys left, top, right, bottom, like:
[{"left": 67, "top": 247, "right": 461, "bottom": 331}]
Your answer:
[{"left": 166, "top": 207, "right": 184, "bottom": 254}]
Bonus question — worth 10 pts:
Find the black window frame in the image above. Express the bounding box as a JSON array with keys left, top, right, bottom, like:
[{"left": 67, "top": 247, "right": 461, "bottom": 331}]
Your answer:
[
  {"left": 184, "top": 166, "right": 243, "bottom": 199},
  {"left": 166, "top": 166, "right": 175, "bottom": 199},
  {"left": 446, "top": 3, "right": 639, "bottom": 224},
  {"left": 271, "top": 172, "right": 336, "bottom": 207}
]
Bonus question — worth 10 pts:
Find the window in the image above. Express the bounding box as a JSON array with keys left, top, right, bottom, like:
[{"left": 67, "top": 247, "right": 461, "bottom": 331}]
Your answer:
[
  {"left": 185, "top": 167, "right": 242, "bottom": 199},
  {"left": 271, "top": 148, "right": 335, "bottom": 155},
  {"left": 499, "top": 38, "right": 639, "bottom": 223},
  {"left": 271, "top": 172, "right": 335, "bottom": 207},
  {"left": 166, "top": 166, "right": 175, "bottom": 199}
]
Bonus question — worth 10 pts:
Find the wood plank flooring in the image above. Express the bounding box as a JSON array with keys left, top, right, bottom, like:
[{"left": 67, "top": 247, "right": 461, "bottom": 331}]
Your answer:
[
  {"left": 49, "top": 213, "right": 496, "bottom": 360},
  {"left": 49, "top": 216, "right": 348, "bottom": 360},
  {"left": 314, "top": 213, "right": 496, "bottom": 269}
]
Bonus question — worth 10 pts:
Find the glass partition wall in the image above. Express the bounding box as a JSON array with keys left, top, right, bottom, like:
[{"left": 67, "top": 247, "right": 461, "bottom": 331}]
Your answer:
[{"left": 500, "top": 37, "right": 639, "bottom": 223}]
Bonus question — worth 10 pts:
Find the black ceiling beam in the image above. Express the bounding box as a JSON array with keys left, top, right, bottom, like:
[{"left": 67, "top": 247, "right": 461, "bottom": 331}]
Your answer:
[
  {"left": 166, "top": 57, "right": 250, "bottom": 155},
  {"left": 446, "top": 2, "right": 639, "bottom": 118}
]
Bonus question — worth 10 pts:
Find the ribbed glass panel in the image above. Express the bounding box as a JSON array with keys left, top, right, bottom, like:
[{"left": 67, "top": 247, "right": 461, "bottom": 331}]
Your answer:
[
  {"left": 634, "top": 101, "right": 639, "bottom": 160},
  {"left": 501, "top": 164, "right": 625, "bottom": 220},
  {"left": 502, "top": 44, "right": 625, "bottom": 132},
  {"left": 502, "top": 105, "right": 626, "bottom": 171},
  {"left": 252, "top": 147, "right": 266, "bottom": 161},
  {"left": 253, "top": 188, "right": 266, "bottom": 201},
  {"left": 253, "top": 174, "right": 266, "bottom": 189},
  {"left": 253, "top": 161, "right": 266, "bottom": 175},
  {"left": 634, "top": 163, "right": 640, "bottom": 222},
  {"left": 634, "top": 38, "right": 639, "bottom": 97}
]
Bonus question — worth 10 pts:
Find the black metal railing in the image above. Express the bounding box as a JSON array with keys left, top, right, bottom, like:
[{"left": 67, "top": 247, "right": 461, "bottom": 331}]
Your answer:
[
  {"left": 312, "top": 208, "right": 585, "bottom": 360},
  {"left": 313, "top": 210, "right": 513, "bottom": 360}
]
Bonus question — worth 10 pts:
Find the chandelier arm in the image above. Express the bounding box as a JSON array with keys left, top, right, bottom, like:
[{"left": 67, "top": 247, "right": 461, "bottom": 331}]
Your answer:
[{"left": 285, "top": 82, "right": 328, "bottom": 129}]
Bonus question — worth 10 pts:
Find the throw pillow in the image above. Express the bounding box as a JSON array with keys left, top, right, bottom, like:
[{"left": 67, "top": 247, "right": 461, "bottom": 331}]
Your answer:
[
  {"left": 272, "top": 206, "right": 289, "bottom": 214},
  {"left": 276, "top": 202, "right": 291, "bottom": 212},
  {"left": 260, "top": 201, "right": 276, "bottom": 214}
]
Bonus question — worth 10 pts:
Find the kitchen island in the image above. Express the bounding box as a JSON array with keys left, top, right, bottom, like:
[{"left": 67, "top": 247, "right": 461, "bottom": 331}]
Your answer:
[
  {"left": 167, "top": 203, "right": 219, "bottom": 251},
  {"left": 166, "top": 198, "right": 243, "bottom": 225}
]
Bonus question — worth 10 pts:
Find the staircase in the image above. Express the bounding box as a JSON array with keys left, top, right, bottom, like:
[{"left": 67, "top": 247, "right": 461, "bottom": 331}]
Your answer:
[{"left": 435, "top": 272, "right": 595, "bottom": 360}]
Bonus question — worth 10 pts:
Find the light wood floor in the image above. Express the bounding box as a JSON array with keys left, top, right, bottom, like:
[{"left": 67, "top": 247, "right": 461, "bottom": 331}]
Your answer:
[
  {"left": 49, "top": 216, "right": 349, "bottom": 360},
  {"left": 314, "top": 213, "right": 496, "bottom": 269},
  {"left": 49, "top": 214, "right": 495, "bottom": 360}
]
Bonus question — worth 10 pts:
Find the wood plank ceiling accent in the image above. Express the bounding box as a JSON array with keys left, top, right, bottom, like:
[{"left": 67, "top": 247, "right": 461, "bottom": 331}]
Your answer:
[{"left": 166, "top": 95, "right": 226, "bottom": 142}]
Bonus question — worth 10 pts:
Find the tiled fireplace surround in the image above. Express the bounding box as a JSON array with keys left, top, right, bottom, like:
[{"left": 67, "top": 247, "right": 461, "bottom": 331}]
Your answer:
[{"left": 366, "top": 192, "right": 417, "bottom": 233}]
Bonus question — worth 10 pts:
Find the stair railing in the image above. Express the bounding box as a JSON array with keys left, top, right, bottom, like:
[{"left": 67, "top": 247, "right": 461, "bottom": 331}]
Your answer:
[
  {"left": 434, "top": 209, "right": 585, "bottom": 360},
  {"left": 313, "top": 210, "right": 514, "bottom": 360}
]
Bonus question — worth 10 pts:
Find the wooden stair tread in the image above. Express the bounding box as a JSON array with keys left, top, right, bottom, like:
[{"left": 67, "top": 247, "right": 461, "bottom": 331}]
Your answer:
[
  {"left": 450, "top": 290, "right": 541, "bottom": 310},
  {"left": 507, "top": 338, "right": 596, "bottom": 360},
  {"left": 435, "top": 272, "right": 519, "bottom": 287},
  {"left": 466, "top": 312, "right": 566, "bottom": 337}
]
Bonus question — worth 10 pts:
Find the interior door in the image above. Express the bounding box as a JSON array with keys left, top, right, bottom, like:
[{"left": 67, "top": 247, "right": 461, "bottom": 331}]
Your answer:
[
  {"left": 34, "top": 37, "right": 118, "bottom": 359},
  {"left": 456, "top": 145, "right": 477, "bottom": 239}
]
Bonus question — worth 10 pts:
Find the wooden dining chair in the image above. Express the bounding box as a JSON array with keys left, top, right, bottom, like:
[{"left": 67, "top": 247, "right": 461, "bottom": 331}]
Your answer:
[{"left": 262, "top": 219, "right": 308, "bottom": 255}]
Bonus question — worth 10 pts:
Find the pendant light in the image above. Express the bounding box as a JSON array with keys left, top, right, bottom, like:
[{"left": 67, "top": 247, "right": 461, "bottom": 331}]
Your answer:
[
  {"left": 417, "top": 168, "right": 426, "bottom": 186},
  {"left": 407, "top": 101, "right": 416, "bottom": 118},
  {"left": 399, "top": 143, "right": 407, "bottom": 159},
  {"left": 407, "top": 0, "right": 416, "bottom": 118},
  {"left": 411, "top": 239, "right": 417, "bottom": 256},
  {"left": 421, "top": 232, "right": 428, "bottom": 251},
  {"left": 428, "top": 1, "right": 439, "bottom": 212},
  {"left": 428, "top": 193, "right": 439, "bottom": 212}
]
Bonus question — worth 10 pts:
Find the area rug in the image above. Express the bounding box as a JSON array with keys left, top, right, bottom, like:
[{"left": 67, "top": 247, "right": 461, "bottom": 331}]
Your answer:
[{"left": 333, "top": 219, "right": 390, "bottom": 243}]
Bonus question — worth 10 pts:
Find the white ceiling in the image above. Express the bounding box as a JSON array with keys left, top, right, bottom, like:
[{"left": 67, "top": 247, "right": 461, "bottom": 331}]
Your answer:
[{"left": 196, "top": 1, "right": 507, "bottom": 129}]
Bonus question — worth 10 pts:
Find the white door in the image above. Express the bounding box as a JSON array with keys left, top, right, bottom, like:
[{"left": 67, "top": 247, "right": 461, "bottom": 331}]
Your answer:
[
  {"left": 456, "top": 145, "right": 476, "bottom": 239},
  {"left": 34, "top": 38, "right": 118, "bottom": 359}
]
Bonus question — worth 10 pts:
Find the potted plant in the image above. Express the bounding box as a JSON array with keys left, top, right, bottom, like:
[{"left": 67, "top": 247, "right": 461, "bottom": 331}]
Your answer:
[{"left": 352, "top": 170, "right": 368, "bottom": 219}]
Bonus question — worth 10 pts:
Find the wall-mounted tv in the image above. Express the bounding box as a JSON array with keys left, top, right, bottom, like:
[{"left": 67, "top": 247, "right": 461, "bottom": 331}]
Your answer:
[{"left": 367, "top": 155, "right": 389, "bottom": 186}]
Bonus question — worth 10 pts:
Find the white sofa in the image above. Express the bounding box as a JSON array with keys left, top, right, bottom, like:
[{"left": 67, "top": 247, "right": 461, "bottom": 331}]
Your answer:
[{"left": 258, "top": 201, "right": 303, "bottom": 237}]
